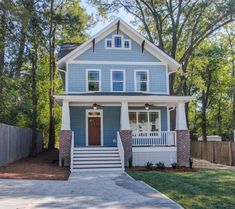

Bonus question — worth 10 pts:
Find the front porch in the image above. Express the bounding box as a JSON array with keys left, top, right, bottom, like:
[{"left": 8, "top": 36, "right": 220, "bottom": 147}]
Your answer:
[{"left": 56, "top": 94, "right": 191, "bottom": 170}]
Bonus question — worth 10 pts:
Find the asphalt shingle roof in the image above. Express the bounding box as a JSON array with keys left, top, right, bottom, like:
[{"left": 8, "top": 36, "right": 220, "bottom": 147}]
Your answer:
[{"left": 57, "top": 43, "right": 81, "bottom": 61}]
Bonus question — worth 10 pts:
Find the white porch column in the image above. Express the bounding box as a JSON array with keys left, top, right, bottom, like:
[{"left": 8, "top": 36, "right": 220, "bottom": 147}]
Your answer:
[
  {"left": 176, "top": 102, "right": 188, "bottom": 130},
  {"left": 120, "top": 101, "right": 130, "bottom": 130},
  {"left": 61, "top": 100, "right": 70, "bottom": 130}
]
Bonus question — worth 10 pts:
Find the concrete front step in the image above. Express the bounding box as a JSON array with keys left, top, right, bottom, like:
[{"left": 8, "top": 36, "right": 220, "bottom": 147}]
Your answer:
[
  {"left": 73, "top": 157, "right": 120, "bottom": 161},
  {"left": 74, "top": 147, "right": 118, "bottom": 151},
  {"left": 73, "top": 153, "right": 120, "bottom": 157},
  {"left": 73, "top": 150, "right": 119, "bottom": 154},
  {"left": 73, "top": 160, "right": 121, "bottom": 165},
  {"left": 73, "top": 164, "right": 122, "bottom": 168},
  {"left": 71, "top": 146, "right": 123, "bottom": 172},
  {"left": 71, "top": 168, "right": 123, "bottom": 172}
]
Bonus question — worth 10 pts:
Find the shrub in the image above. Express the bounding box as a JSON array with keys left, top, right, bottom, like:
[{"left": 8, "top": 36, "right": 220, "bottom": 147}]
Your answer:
[
  {"left": 171, "top": 162, "right": 179, "bottom": 169},
  {"left": 61, "top": 157, "right": 65, "bottom": 167},
  {"left": 145, "top": 162, "right": 153, "bottom": 170},
  {"left": 189, "top": 156, "right": 193, "bottom": 168},
  {"left": 128, "top": 156, "right": 132, "bottom": 168},
  {"left": 156, "top": 162, "right": 165, "bottom": 169}
]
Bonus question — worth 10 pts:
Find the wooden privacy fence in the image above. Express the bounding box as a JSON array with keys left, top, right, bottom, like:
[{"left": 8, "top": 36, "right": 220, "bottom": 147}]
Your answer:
[
  {"left": 191, "top": 140, "right": 235, "bottom": 166},
  {"left": 0, "top": 123, "right": 43, "bottom": 166}
]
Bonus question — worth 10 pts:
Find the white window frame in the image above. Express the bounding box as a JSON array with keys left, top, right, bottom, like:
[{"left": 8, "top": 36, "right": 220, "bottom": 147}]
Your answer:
[
  {"left": 86, "top": 109, "right": 103, "bottom": 146},
  {"left": 129, "top": 110, "right": 161, "bottom": 132},
  {"left": 105, "top": 39, "right": 112, "bottom": 49},
  {"left": 104, "top": 35, "right": 131, "bottom": 50},
  {"left": 110, "top": 69, "right": 126, "bottom": 92},
  {"left": 86, "top": 69, "right": 101, "bottom": 92},
  {"left": 134, "top": 70, "right": 149, "bottom": 92}
]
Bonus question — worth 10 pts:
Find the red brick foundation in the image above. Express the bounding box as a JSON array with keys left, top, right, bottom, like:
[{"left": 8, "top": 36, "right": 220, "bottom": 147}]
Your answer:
[
  {"left": 59, "top": 130, "right": 72, "bottom": 167},
  {"left": 176, "top": 130, "right": 190, "bottom": 166},
  {"left": 119, "top": 130, "right": 132, "bottom": 166}
]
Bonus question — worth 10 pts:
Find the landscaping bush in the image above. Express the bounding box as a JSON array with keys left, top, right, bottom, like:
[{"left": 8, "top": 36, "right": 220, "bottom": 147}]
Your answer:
[
  {"left": 171, "top": 162, "right": 179, "bottom": 169},
  {"left": 128, "top": 156, "right": 132, "bottom": 168},
  {"left": 145, "top": 162, "right": 153, "bottom": 170},
  {"left": 156, "top": 162, "right": 165, "bottom": 169},
  {"left": 189, "top": 156, "right": 193, "bottom": 168}
]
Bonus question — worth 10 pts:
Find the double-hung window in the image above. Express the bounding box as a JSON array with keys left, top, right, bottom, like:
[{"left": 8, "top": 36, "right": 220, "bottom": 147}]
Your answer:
[
  {"left": 129, "top": 111, "right": 160, "bottom": 132},
  {"left": 87, "top": 70, "right": 100, "bottom": 92},
  {"left": 114, "top": 36, "right": 122, "bottom": 48},
  {"left": 111, "top": 70, "right": 125, "bottom": 91},
  {"left": 135, "top": 70, "right": 149, "bottom": 92}
]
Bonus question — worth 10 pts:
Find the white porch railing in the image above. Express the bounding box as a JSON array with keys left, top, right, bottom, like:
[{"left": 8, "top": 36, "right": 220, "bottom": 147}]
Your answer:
[
  {"left": 117, "top": 132, "right": 125, "bottom": 171},
  {"left": 132, "top": 131, "right": 176, "bottom": 146},
  {"left": 70, "top": 131, "right": 74, "bottom": 171}
]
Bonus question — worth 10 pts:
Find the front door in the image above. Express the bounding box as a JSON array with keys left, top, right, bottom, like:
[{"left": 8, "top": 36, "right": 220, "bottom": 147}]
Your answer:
[{"left": 88, "top": 117, "right": 101, "bottom": 145}]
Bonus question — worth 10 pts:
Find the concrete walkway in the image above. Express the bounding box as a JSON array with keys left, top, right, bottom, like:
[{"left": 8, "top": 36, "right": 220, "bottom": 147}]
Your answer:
[{"left": 0, "top": 172, "right": 182, "bottom": 209}]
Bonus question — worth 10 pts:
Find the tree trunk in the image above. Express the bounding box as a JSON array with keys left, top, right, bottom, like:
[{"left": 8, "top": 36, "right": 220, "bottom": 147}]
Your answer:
[
  {"left": 15, "top": 22, "right": 27, "bottom": 78},
  {"left": 48, "top": 0, "right": 55, "bottom": 150},
  {"left": 0, "top": 4, "right": 6, "bottom": 94},
  {"left": 31, "top": 53, "right": 37, "bottom": 156},
  {"left": 201, "top": 90, "right": 207, "bottom": 141}
]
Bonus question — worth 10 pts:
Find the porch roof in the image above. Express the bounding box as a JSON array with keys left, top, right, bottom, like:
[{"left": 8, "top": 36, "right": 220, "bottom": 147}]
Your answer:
[{"left": 55, "top": 93, "right": 193, "bottom": 105}]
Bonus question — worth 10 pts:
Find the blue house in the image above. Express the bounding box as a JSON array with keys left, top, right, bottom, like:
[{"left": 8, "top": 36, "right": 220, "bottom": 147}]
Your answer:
[{"left": 56, "top": 18, "right": 192, "bottom": 172}]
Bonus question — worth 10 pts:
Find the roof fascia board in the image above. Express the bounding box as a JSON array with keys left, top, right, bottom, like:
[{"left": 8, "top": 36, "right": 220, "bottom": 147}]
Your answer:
[{"left": 54, "top": 95, "right": 193, "bottom": 103}]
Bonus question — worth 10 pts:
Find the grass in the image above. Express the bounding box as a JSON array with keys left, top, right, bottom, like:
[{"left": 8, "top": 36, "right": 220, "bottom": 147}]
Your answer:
[{"left": 128, "top": 169, "right": 235, "bottom": 209}]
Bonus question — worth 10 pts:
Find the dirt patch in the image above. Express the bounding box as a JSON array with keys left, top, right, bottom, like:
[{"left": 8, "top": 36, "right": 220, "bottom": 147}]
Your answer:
[
  {"left": 127, "top": 166, "right": 198, "bottom": 172},
  {"left": 0, "top": 149, "right": 70, "bottom": 180}
]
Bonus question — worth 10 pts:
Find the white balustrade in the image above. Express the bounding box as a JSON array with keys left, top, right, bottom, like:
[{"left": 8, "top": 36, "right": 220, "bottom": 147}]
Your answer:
[
  {"left": 117, "top": 132, "right": 125, "bottom": 171},
  {"left": 132, "top": 131, "right": 176, "bottom": 146},
  {"left": 70, "top": 131, "right": 74, "bottom": 171}
]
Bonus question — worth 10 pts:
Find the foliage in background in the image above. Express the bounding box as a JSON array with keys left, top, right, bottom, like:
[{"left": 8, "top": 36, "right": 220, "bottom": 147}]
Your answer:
[{"left": 0, "top": 0, "right": 92, "bottom": 150}]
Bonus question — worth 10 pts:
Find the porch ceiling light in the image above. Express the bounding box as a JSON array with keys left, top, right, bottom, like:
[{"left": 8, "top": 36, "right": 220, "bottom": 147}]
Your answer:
[
  {"left": 145, "top": 103, "right": 150, "bottom": 110},
  {"left": 93, "top": 103, "right": 98, "bottom": 110}
]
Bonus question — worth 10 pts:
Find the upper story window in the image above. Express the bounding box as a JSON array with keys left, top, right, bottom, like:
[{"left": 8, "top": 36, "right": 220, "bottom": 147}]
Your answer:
[
  {"left": 111, "top": 70, "right": 125, "bottom": 92},
  {"left": 114, "top": 36, "right": 122, "bottom": 48},
  {"left": 87, "top": 70, "right": 101, "bottom": 92},
  {"left": 105, "top": 35, "right": 131, "bottom": 49},
  {"left": 135, "top": 70, "right": 149, "bottom": 92}
]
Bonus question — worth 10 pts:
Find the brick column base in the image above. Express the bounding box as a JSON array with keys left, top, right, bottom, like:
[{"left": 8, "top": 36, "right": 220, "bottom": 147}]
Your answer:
[
  {"left": 176, "top": 130, "right": 190, "bottom": 166},
  {"left": 119, "top": 130, "right": 132, "bottom": 166},
  {"left": 59, "top": 130, "right": 72, "bottom": 167}
]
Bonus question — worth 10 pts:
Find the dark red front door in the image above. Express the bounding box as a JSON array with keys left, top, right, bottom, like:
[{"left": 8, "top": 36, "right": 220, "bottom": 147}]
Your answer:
[{"left": 88, "top": 117, "right": 101, "bottom": 145}]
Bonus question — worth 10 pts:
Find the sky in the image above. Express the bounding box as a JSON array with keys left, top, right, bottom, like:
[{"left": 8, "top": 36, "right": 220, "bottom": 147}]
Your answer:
[{"left": 81, "top": 0, "right": 135, "bottom": 35}]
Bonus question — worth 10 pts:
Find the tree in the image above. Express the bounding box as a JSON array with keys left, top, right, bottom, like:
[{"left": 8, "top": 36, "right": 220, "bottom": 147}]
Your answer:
[{"left": 90, "top": 0, "right": 235, "bottom": 95}]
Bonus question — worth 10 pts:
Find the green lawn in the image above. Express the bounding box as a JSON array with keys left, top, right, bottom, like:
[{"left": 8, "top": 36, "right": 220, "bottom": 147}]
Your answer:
[{"left": 128, "top": 169, "right": 235, "bottom": 209}]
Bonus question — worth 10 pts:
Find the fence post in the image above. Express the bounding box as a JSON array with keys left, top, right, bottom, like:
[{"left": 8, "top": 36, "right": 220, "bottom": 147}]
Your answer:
[{"left": 229, "top": 142, "right": 232, "bottom": 166}]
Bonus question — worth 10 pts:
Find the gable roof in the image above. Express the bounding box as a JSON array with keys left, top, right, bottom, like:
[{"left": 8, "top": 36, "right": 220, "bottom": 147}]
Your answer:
[
  {"left": 58, "top": 43, "right": 81, "bottom": 60},
  {"left": 56, "top": 18, "right": 181, "bottom": 72}
]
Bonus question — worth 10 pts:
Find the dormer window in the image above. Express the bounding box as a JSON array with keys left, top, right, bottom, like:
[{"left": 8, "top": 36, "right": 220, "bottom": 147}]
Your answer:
[
  {"left": 114, "top": 36, "right": 122, "bottom": 48},
  {"left": 105, "top": 35, "right": 131, "bottom": 49}
]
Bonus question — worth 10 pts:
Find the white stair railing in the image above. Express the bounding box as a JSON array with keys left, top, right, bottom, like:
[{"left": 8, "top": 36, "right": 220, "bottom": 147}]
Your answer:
[
  {"left": 70, "top": 131, "right": 74, "bottom": 172},
  {"left": 132, "top": 131, "right": 176, "bottom": 146},
  {"left": 117, "top": 131, "right": 125, "bottom": 172}
]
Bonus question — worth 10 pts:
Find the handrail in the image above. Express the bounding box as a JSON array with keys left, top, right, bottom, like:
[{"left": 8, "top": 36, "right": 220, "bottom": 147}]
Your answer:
[
  {"left": 117, "top": 131, "right": 125, "bottom": 172},
  {"left": 70, "top": 131, "right": 74, "bottom": 171},
  {"left": 132, "top": 131, "right": 176, "bottom": 146}
]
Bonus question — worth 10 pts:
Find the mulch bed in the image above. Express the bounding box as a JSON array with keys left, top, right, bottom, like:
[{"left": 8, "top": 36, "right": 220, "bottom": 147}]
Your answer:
[
  {"left": 127, "top": 166, "right": 198, "bottom": 172},
  {"left": 0, "top": 149, "right": 70, "bottom": 180}
]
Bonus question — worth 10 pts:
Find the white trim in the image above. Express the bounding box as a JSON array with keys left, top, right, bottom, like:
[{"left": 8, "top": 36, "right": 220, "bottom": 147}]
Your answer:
[
  {"left": 56, "top": 18, "right": 181, "bottom": 72},
  {"left": 129, "top": 110, "right": 161, "bottom": 132},
  {"left": 104, "top": 35, "right": 131, "bottom": 50},
  {"left": 167, "top": 107, "right": 170, "bottom": 131},
  {"left": 166, "top": 64, "right": 170, "bottom": 95},
  {"left": 55, "top": 95, "right": 193, "bottom": 103},
  {"left": 86, "top": 69, "right": 101, "bottom": 92},
  {"left": 65, "top": 62, "right": 69, "bottom": 93},
  {"left": 104, "top": 38, "right": 112, "bottom": 49},
  {"left": 134, "top": 69, "right": 149, "bottom": 92},
  {"left": 132, "top": 146, "right": 177, "bottom": 152},
  {"left": 68, "top": 60, "right": 166, "bottom": 66},
  {"left": 110, "top": 69, "right": 126, "bottom": 92},
  {"left": 69, "top": 103, "right": 175, "bottom": 107},
  {"left": 86, "top": 109, "right": 103, "bottom": 146}
]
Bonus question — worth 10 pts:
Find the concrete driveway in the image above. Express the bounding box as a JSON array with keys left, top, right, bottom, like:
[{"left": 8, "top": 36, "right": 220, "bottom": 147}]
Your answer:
[{"left": 0, "top": 172, "right": 182, "bottom": 209}]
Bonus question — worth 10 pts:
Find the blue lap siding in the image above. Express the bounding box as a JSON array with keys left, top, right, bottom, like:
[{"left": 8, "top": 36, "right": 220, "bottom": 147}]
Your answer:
[{"left": 70, "top": 106, "right": 168, "bottom": 147}]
